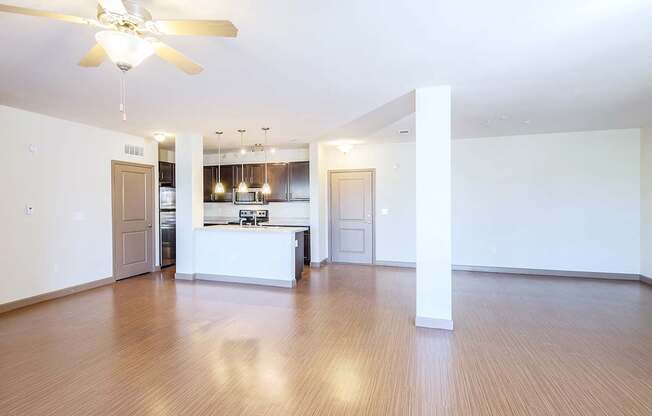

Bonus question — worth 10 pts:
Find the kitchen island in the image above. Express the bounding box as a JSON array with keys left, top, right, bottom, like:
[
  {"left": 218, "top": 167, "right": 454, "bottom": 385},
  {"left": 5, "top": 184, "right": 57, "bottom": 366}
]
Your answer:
[{"left": 177, "top": 225, "right": 308, "bottom": 288}]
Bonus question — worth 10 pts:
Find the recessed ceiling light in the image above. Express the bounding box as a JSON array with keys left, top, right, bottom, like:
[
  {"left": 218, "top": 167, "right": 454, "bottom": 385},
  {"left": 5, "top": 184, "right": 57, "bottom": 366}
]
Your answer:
[{"left": 270, "top": 148, "right": 277, "bottom": 154}]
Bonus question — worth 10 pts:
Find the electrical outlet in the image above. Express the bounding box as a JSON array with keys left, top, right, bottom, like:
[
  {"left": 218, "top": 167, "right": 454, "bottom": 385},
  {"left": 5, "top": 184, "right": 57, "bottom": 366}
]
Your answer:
[{"left": 25, "top": 204, "right": 34, "bottom": 215}]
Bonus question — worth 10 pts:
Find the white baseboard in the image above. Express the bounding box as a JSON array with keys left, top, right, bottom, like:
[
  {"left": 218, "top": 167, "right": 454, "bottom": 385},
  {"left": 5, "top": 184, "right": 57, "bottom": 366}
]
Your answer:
[
  {"left": 176, "top": 272, "right": 295, "bottom": 288},
  {"left": 174, "top": 272, "right": 194, "bottom": 280},
  {"left": 415, "top": 316, "right": 454, "bottom": 331},
  {"left": 310, "top": 258, "right": 328, "bottom": 268},
  {"left": 375, "top": 261, "right": 416, "bottom": 268},
  {"left": 641, "top": 275, "right": 652, "bottom": 286},
  {"left": 453, "top": 265, "right": 640, "bottom": 281}
]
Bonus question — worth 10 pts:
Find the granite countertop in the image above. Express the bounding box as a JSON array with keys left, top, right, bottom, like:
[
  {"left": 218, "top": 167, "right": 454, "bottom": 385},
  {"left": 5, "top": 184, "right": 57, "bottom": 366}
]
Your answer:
[
  {"left": 203, "top": 217, "right": 310, "bottom": 227},
  {"left": 201, "top": 224, "right": 309, "bottom": 233}
]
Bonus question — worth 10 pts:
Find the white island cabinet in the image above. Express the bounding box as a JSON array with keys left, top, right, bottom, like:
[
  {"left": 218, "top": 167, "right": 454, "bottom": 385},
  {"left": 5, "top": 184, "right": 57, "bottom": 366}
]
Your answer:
[{"left": 184, "top": 225, "right": 308, "bottom": 288}]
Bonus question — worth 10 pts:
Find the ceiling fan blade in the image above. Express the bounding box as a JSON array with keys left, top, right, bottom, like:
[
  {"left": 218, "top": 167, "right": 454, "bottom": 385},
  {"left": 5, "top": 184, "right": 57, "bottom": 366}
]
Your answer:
[
  {"left": 98, "top": 0, "right": 127, "bottom": 15},
  {"left": 152, "top": 42, "right": 203, "bottom": 75},
  {"left": 78, "top": 43, "right": 107, "bottom": 67},
  {"left": 0, "top": 4, "right": 97, "bottom": 25},
  {"left": 152, "top": 19, "right": 237, "bottom": 37}
]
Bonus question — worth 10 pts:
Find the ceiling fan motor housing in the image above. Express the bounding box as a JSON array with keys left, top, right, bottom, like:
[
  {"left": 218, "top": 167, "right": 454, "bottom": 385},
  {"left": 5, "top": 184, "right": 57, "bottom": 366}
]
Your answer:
[{"left": 97, "top": 0, "right": 152, "bottom": 33}]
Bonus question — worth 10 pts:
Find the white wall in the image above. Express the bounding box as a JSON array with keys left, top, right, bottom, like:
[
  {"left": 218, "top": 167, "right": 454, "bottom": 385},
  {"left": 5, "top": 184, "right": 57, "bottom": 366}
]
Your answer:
[
  {"left": 320, "top": 142, "right": 417, "bottom": 264},
  {"left": 453, "top": 129, "right": 641, "bottom": 274},
  {"left": 159, "top": 148, "right": 175, "bottom": 163},
  {"left": 204, "top": 147, "right": 309, "bottom": 165},
  {"left": 0, "top": 105, "right": 158, "bottom": 305},
  {"left": 642, "top": 126, "right": 652, "bottom": 278}
]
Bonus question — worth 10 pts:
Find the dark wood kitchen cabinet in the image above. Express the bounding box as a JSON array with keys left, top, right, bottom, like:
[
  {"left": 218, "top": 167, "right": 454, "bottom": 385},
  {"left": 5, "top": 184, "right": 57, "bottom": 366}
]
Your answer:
[
  {"left": 203, "top": 166, "right": 215, "bottom": 202},
  {"left": 204, "top": 165, "right": 235, "bottom": 202},
  {"left": 266, "top": 163, "right": 289, "bottom": 202},
  {"left": 204, "top": 161, "right": 309, "bottom": 202},
  {"left": 159, "top": 162, "right": 175, "bottom": 187},
  {"left": 248, "top": 164, "right": 266, "bottom": 188},
  {"left": 304, "top": 229, "right": 311, "bottom": 265},
  {"left": 289, "top": 161, "right": 310, "bottom": 201},
  {"left": 214, "top": 165, "right": 235, "bottom": 202},
  {"left": 235, "top": 164, "right": 266, "bottom": 188}
]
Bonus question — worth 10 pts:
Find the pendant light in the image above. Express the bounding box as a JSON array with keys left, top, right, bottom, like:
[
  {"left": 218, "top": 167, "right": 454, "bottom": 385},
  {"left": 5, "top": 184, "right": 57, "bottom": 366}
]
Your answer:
[
  {"left": 237, "top": 129, "right": 249, "bottom": 193},
  {"left": 261, "top": 127, "right": 272, "bottom": 195},
  {"left": 214, "top": 131, "right": 225, "bottom": 194}
]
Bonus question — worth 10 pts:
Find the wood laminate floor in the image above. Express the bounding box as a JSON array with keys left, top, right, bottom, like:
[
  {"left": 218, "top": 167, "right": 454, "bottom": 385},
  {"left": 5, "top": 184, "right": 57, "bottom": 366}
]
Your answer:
[{"left": 1, "top": 265, "right": 652, "bottom": 415}]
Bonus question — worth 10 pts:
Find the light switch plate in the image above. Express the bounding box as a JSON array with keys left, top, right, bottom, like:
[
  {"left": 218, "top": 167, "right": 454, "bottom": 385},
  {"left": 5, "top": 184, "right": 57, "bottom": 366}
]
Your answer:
[
  {"left": 25, "top": 204, "right": 34, "bottom": 215},
  {"left": 381, "top": 208, "right": 389, "bottom": 215}
]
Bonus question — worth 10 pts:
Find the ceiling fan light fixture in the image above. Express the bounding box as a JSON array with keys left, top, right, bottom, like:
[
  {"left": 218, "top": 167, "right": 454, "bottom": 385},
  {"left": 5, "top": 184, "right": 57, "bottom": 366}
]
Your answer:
[{"left": 95, "top": 30, "right": 154, "bottom": 71}]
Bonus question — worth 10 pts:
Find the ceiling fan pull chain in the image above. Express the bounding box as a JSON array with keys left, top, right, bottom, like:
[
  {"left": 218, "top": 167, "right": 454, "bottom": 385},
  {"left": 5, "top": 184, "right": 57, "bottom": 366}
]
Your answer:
[{"left": 120, "top": 71, "right": 127, "bottom": 122}]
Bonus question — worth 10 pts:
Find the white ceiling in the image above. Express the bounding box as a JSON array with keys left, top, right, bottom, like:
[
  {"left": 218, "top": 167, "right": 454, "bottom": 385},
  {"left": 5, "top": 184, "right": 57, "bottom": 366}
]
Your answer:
[{"left": 2, "top": 0, "right": 652, "bottom": 147}]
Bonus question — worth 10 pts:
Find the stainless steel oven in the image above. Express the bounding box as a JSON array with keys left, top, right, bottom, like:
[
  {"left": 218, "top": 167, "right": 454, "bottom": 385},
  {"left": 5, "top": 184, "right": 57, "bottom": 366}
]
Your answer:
[
  {"left": 159, "top": 186, "right": 176, "bottom": 267},
  {"left": 233, "top": 188, "right": 267, "bottom": 205},
  {"left": 160, "top": 210, "right": 176, "bottom": 267},
  {"left": 160, "top": 186, "right": 176, "bottom": 210}
]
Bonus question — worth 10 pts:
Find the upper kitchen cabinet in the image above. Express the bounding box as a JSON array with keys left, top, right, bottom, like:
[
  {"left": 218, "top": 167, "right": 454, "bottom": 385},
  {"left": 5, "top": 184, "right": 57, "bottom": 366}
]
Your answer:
[
  {"left": 235, "top": 164, "right": 266, "bottom": 189},
  {"left": 214, "top": 165, "right": 235, "bottom": 202},
  {"left": 248, "top": 164, "right": 266, "bottom": 188},
  {"left": 159, "top": 162, "right": 175, "bottom": 187},
  {"left": 205, "top": 165, "right": 235, "bottom": 203},
  {"left": 289, "top": 161, "right": 310, "bottom": 201},
  {"left": 266, "top": 163, "right": 289, "bottom": 202},
  {"left": 203, "top": 166, "right": 215, "bottom": 202}
]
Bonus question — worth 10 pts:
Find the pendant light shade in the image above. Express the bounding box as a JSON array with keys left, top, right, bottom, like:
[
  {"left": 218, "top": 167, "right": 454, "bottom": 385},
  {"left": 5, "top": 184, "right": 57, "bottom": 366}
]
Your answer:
[
  {"left": 262, "top": 127, "right": 271, "bottom": 195},
  {"left": 95, "top": 31, "right": 154, "bottom": 71},
  {"left": 214, "top": 131, "right": 225, "bottom": 194},
  {"left": 237, "top": 129, "right": 248, "bottom": 193}
]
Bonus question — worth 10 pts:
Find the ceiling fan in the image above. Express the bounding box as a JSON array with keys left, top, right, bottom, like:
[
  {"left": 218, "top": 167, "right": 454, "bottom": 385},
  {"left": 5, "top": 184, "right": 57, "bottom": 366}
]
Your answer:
[
  {"left": 0, "top": 0, "right": 237, "bottom": 74},
  {"left": 0, "top": 0, "right": 237, "bottom": 120}
]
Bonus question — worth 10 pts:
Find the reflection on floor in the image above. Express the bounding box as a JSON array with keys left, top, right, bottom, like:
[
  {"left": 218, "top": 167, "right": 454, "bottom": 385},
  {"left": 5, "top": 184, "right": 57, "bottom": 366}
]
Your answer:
[{"left": 1, "top": 265, "right": 651, "bottom": 415}]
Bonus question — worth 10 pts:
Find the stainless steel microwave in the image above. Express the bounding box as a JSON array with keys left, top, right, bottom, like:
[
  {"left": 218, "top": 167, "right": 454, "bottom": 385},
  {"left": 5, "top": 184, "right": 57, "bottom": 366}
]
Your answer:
[{"left": 233, "top": 188, "right": 268, "bottom": 205}]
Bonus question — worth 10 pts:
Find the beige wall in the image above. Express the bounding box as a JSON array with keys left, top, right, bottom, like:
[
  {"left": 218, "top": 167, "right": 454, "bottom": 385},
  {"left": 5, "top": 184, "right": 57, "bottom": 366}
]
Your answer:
[{"left": 0, "top": 105, "right": 158, "bottom": 305}]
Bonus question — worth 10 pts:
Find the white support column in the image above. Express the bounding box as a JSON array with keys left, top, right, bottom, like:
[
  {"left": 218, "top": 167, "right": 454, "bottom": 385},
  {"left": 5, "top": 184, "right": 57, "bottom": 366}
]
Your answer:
[
  {"left": 415, "top": 86, "right": 453, "bottom": 330},
  {"left": 309, "top": 142, "right": 321, "bottom": 265},
  {"left": 309, "top": 142, "right": 327, "bottom": 266},
  {"left": 175, "top": 133, "right": 203, "bottom": 280}
]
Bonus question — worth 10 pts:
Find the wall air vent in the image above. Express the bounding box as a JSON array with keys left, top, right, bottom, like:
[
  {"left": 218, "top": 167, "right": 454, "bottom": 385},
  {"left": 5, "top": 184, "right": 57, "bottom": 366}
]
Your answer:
[{"left": 124, "top": 144, "right": 144, "bottom": 157}]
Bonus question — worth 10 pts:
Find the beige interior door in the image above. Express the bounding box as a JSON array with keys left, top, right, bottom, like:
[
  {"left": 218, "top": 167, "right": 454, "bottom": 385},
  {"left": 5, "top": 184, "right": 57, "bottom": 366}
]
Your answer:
[
  {"left": 330, "top": 170, "right": 374, "bottom": 264},
  {"left": 112, "top": 162, "right": 154, "bottom": 280}
]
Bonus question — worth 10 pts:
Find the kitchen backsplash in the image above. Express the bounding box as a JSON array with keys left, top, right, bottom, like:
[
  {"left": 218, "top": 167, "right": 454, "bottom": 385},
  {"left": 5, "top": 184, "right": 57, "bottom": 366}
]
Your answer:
[{"left": 204, "top": 201, "right": 310, "bottom": 219}]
